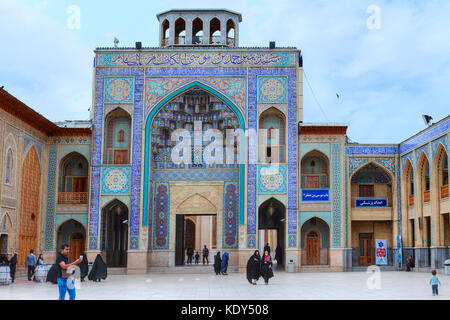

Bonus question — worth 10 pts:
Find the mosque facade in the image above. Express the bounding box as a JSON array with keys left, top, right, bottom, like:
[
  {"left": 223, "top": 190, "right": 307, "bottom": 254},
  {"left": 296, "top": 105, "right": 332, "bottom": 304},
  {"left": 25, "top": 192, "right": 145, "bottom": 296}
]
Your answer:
[{"left": 0, "top": 9, "right": 448, "bottom": 273}]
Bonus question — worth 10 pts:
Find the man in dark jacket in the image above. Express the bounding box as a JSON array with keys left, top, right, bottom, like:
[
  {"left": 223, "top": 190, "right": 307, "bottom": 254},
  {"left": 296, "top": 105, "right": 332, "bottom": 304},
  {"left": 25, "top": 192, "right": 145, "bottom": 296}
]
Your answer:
[
  {"left": 186, "top": 247, "right": 194, "bottom": 265},
  {"left": 202, "top": 245, "right": 209, "bottom": 264}
]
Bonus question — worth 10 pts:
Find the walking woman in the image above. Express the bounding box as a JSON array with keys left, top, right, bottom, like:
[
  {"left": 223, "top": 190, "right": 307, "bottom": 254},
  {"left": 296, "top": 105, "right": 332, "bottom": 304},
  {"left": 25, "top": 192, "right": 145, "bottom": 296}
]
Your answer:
[
  {"left": 88, "top": 254, "right": 107, "bottom": 282},
  {"left": 8, "top": 252, "right": 17, "bottom": 284},
  {"left": 260, "top": 250, "right": 274, "bottom": 285},
  {"left": 246, "top": 250, "right": 261, "bottom": 285},
  {"left": 221, "top": 252, "right": 229, "bottom": 275},
  {"left": 214, "top": 251, "right": 222, "bottom": 275}
]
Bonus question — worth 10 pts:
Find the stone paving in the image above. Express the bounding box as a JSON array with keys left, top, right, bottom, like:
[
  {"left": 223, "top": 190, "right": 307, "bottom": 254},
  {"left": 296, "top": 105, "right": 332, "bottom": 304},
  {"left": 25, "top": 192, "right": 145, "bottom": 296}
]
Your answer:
[{"left": 0, "top": 270, "right": 449, "bottom": 300}]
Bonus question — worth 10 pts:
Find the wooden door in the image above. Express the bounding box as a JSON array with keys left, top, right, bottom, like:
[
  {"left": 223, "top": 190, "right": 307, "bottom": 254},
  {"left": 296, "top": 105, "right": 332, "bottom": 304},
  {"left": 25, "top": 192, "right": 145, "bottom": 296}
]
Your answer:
[
  {"left": 114, "top": 150, "right": 128, "bottom": 165},
  {"left": 359, "top": 185, "right": 374, "bottom": 197},
  {"left": 70, "top": 234, "right": 84, "bottom": 263},
  {"left": 72, "top": 177, "right": 87, "bottom": 192},
  {"left": 306, "top": 231, "right": 320, "bottom": 265},
  {"left": 359, "top": 235, "right": 374, "bottom": 266}
]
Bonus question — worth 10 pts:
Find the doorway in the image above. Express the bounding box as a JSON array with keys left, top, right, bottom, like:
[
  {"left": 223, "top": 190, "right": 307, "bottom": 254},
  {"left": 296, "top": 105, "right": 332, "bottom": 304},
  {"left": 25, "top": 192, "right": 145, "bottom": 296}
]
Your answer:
[
  {"left": 0, "top": 235, "right": 7, "bottom": 254},
  {"left": 70, "top": 232, "right": 84, "bottom": 262},
  {"left": 175, "top": 214, "right": 216, "bottom": 266},
  {"left": 359, "top": 233, "right": 374, "bottom": 266},
  {"left": 258, "top": 198, "right": 286, "bottom": 267},
  {"left": 306, "top": 231, "right": 320, "bottom": 265},
  {"left": 101, "top": 200, "right": 129, "bottom": 267}
]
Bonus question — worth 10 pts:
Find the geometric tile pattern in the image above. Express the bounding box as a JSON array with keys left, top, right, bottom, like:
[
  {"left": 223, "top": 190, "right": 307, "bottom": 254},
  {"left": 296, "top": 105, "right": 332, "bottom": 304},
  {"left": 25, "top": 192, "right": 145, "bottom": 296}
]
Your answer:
[
  {"left": 222, "top": 182, "right": 238, "bottom": 249},
  {"left": 101, "top": 166, "right": 131, "bottom": 194},
  {"left": 331, "top": 143, "right": 341, "bottom": 248},
  {"left": 415, "top": 144, "right": 430, "bottom": 163},
  {"left": 346, "top": 145, "right": 398, "bottom": 155},
  {"left": 151, "top": 169, "right": 240, "bottom": 181},
  {"left": 258, "top": 165, "right": 287, "bottom": 193},
  {"left": 97, "top": 51, "right": 297, "bottom": 68},
  {"left": 400, "top": 118, "right": 449, "bottom": 154},
  {"left": 432, "top": 135, "right": 448, "bottom": 159},
  {"left": 145, "top": 77, "right": 246, "bottom": 116},
  {"left": 257, "top": 76, "right": 287, "bottom": 103},
  {"left": 153, "top": 182, "right": 170, "bottom": 250},
  {"left": 104, "top": 77, "right": 134, "bottom": 103},
  {"left": 44, "top": 144, "right": 57, "bottom": 250},
  {"left": 348, "top": 156, "right": 395, "bottom": 177}
]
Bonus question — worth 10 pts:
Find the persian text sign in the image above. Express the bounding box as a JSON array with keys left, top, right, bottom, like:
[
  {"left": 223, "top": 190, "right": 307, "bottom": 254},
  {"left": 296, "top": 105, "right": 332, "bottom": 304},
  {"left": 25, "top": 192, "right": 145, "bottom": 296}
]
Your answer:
[
  {"left": 375, "top": 239, "right": 388, "bottom": 265},
  {"left": 355, "top": 198, "right": 388, "bottom": 208},
  {"left": 301, "top": 189, "right": 330, "bottom": 202},
  {"left": 96, "top": 51, "right": 296, "bottom": 67}
]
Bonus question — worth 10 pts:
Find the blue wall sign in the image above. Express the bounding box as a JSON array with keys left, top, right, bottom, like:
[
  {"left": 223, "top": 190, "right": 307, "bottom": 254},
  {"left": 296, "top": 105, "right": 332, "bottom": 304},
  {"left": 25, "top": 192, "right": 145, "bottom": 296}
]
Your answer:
[
  {"left": 355, "top": 198, "right": 388, "bottom": 208},
  {"left": 301, "top": 189, "right": 330, "bottom": 202}
]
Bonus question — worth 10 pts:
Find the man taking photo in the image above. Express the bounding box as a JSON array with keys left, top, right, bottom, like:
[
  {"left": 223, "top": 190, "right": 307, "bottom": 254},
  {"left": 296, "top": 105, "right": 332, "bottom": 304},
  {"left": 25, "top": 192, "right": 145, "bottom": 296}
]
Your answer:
[{"left": 56, "top": 244, "right": 82, "bottom": 300}]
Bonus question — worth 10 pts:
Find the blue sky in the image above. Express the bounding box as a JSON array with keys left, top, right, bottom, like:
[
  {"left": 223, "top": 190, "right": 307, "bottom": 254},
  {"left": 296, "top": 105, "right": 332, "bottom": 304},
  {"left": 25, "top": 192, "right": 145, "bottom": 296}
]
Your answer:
[{"left": 0, "top": 0, "right": 449, "bottom": 144}]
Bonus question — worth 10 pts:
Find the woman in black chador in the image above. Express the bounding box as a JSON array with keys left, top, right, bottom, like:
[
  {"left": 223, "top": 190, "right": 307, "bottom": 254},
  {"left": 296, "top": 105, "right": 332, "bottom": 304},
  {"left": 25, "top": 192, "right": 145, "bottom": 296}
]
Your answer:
[
  {"left": 260, "top": 250, "right": 274, "bottom": 285},
  {"left": 246, "top": 250, "right": 261, "bottom": 285},
  {"left": 46, "top": 263, "right": 58, "bottom": 284},
  {"left": 275, "top": 245, "right": 282, "bottom": 269},
  {"left": 8, "top": 252, "right": 17, "bottom": 284},
  {"left": 78, "top": 253, "right": 89, "bottom": 281},
  {"left": 88, "top": 254, "right": 107, "bottom": 282},
  {"left": 214, "top": 251, "right": 222, "bottom": 275}
]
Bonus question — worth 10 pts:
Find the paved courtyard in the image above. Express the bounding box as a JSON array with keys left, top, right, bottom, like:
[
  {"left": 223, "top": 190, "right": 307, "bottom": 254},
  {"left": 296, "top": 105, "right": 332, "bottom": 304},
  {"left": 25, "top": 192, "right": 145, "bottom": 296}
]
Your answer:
[{"left": 0, "top": 270, "right": 448, "bottom": 300}]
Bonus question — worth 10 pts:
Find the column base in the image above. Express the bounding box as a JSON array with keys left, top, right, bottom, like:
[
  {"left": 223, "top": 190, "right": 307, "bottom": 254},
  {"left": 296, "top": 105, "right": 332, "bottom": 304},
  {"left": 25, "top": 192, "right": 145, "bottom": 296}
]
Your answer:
[{"left": 127, "top": 250, "right": 148, "bottom": 274}]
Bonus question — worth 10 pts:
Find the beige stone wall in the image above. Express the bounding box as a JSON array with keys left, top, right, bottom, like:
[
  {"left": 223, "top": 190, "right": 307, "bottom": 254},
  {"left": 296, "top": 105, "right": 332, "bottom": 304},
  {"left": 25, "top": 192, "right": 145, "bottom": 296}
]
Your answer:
[
  {"left": 0, "top": 109, "right": 49, "bottom": 258},
  {"left": 351, "top": 221, "right": 393, "bottom": 248}
]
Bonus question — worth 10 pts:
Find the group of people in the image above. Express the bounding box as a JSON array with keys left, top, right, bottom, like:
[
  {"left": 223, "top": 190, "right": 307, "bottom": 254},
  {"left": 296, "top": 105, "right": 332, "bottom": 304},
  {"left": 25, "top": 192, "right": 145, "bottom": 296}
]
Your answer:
[
  {"left": 0, "top": 250, "right": 45, "bottom": 284},
  {"left": 246, "top": 249, "right": 274, "bottom": 285},
  {"left": 213, "top": 251, "right": 229, "bottom": 275},
  {"left": 186, "top": 245, "right": 210, "bottom": 265}
]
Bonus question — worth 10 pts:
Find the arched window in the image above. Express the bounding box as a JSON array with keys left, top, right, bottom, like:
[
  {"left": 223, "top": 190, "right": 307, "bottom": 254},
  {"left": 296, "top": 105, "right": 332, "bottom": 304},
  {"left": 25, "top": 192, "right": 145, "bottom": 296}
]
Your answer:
[
  {"left": 175, "top": 18, "right": 186, "bottom": 44},
  {"left": 226, "top": 19, "right": 235, "bottom": 46},
  {"left": 161, "top": 19, "right": 170, "bottom": 46},
  {"left": 351, "top": 163, "right": 392, "bottom": 207},
  {"left": 210, "top": 18, "right": 221, "bottom": 44},
  {"left": 301, "top": 151, "right": 329, "bottom": 189},
  {"left": 5, "top": 148, "right": 13, "bottom": 184},
  {"left": 104, "top": 108, "right": 131, "bottom": 165},
  {"left": 258, "top": 108, "right": 286, "bottom": 164},
  {"left": 192, "top": 17, "right": 203, "bottom": 44}
]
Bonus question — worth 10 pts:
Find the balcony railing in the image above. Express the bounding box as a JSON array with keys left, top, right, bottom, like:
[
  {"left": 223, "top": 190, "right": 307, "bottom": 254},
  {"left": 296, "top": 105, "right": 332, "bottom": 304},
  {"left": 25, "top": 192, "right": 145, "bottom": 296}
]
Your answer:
[
  {"left": 423, "top": 190, "right": 430, "bottom": 202},
  {"left": 408, "top": 194, "right": 414, "bottom": 206},
  {"left": 58, "top": 192, "right": 89, "bottom": 204},
  {"left": 441, "top": 184, "right": 449, "bottom": 199},
  {"left": 351, "top": 196, "right": 392, "bottom": 208}
]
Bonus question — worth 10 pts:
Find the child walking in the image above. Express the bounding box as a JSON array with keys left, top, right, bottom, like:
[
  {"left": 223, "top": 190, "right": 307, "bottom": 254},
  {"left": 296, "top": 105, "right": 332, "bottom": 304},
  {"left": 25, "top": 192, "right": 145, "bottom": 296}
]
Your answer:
[
  {"left": 194, "top": 251, "right": 200, "bottom": 264},
  {"left": 429, "top": 270, "right": 441, "bottom": 296}
]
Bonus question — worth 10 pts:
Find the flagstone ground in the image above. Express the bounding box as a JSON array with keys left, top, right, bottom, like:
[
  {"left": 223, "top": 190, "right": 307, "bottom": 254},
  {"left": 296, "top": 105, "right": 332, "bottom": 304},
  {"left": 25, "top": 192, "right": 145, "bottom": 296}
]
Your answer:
[{"left": 0, "top": 270, "right": 448, "bottom": 300}]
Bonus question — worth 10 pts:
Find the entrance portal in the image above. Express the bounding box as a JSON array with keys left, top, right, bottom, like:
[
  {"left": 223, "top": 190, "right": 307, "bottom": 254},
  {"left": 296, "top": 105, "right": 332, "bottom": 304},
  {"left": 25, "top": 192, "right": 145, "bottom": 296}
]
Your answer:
[
  {"left": 258, "top": 198, "right": 286, "bottom": 266},
  {"left": 101, "top": 200, "right": 128, "bottom": 267},
  {"left": 175, "top": 214, "right": 216, "bottom": 266}
]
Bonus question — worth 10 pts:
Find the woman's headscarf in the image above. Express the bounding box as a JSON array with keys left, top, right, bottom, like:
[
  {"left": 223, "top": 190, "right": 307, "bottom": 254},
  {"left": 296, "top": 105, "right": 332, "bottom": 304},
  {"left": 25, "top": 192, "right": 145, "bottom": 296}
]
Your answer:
[
  {"left": 214, "top": 252, "right": 222, "bottom": 274},
  {"left": 88, "top": 254, "right": 107, "bottom": 281},
  {"left": 220, "top": 252, "right": 229, "bottom": 273},
  {"left": 78, "top": 253, "right": 89, "bottom": 279},
  {"left": 246, "top": 250, "right": 261, "bottom": 283}
]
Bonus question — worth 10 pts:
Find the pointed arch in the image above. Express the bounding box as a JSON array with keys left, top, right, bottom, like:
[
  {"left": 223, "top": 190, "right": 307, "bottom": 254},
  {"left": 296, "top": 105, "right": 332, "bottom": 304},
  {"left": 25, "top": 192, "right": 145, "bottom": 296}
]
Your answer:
[
  {"left": 18, "top": 145, "right": 41, "bottom": 265},
  {"left": 301, "top": 149, "right": 330, "bottom": 189},
  {"left": 143, "top": 81, "right": 246, "bottom": 226},
  {"left": 103, "top": 107, "right": 131, "bottom": 165},
  {"left": 350, "top": 160, "right": 394, "bottom": 183},
  {"left": 259, "top": 107, "right": 286, "bottom": 164},
  {"left": 176, "top": 193, "right": 217, "bottom": 214}
]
